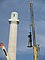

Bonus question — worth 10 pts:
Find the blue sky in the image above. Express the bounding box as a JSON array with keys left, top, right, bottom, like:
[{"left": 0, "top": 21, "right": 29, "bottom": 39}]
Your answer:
[{"left": 0, "top": 0, "right": 45, "bottom": 60}]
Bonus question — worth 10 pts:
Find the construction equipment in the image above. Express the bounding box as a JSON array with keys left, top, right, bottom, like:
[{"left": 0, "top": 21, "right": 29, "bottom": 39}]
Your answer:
[
  {"left": 0, "top": 43, "right": 10, "bottom": 60},
  {"left": 27, "top": 1, "right": 40, "bottom": 60}
]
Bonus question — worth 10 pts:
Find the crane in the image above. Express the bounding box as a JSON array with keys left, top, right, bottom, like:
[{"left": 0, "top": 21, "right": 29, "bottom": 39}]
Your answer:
[
  {"left": 0, "top": 43, "right": 10, "bottom": 60},
  {"left": 27, "top": 1, "right": 40, "bottom": 60}
]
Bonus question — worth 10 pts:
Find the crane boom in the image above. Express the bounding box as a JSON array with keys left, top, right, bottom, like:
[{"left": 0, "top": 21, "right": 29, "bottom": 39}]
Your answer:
[
  {"left": 30, "top": 2, "right": 36, "bottom": 46},
  {"left": 27, "top": 1, "right": 40, "bottom": 60},
  {"left": 30, "top": 2, "right": 38, "bottom": 60},
  {"left": 0, "top": 43, "right": 10, "bottom": 60}
]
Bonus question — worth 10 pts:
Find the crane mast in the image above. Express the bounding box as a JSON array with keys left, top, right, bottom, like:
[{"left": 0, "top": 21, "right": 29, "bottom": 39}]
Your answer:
[{"left": 27, "top": 1, "right": 40, "bottom": 60}]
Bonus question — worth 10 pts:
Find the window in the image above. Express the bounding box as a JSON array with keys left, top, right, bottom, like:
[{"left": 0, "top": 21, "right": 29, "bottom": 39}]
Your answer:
[{"left": 13, "top": 14, "right": 15, "bottom": 17}]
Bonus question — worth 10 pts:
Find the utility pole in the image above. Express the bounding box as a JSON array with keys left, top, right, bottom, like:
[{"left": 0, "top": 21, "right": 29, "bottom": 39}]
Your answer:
[
  {"left": 8, "top": 12, "right": 19, "bottom": 60},
  {"left": 27, "top": 1, "right": 40, "bottom": 60}
]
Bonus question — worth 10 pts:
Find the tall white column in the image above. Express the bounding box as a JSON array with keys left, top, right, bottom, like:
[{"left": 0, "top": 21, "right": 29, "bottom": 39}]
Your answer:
[{"left": 8, "top": 12, "right": 19, "bottom": 60}]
